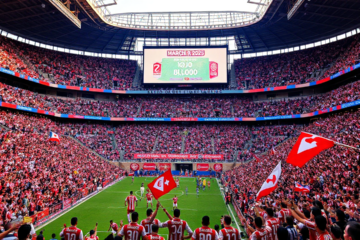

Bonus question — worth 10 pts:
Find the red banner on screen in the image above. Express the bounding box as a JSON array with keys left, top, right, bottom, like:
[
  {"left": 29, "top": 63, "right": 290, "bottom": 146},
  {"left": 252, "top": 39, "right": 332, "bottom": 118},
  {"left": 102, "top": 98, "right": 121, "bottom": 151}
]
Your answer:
[
  {"left": 213, "top": 163, "right": 223, "bottom": 172},
  {"left": 159, "top": 163, "right": 172, "bottom": 171},
  {"left": 197, "top": 164, "right": 209, "bottom": 171},
  {"left": 134, "top": 154, "right": 223, "bottom": 160},
  {"left": 130, "top": 163, "right": 140, "bottom": 171},
  {"left": 143, "top": 163, "right": 156, "bottom": 171}
]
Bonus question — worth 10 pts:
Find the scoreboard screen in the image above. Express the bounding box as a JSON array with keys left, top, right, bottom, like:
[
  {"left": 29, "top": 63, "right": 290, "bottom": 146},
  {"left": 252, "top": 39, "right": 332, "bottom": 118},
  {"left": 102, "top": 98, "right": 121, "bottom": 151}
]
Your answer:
[{"left": 143, "top": 47, "right": 228, "bottom": 85}]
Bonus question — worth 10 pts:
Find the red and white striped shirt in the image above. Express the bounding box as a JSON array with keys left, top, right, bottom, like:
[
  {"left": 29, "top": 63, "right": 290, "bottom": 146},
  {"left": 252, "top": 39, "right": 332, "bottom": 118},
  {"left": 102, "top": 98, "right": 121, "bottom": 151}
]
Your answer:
[
  {"left": 192, "top": 227, "right": 218, "bottom": 240},
  {"left": 125, "top": 195, "right": 138, "bottom": 211}
]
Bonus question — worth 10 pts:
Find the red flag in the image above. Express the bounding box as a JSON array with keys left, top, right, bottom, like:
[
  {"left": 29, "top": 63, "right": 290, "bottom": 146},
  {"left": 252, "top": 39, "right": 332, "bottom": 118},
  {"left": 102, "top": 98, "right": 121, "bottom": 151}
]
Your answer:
[
  {"left": 256, "top": 161, "right": 281, "bottom": 201},
  {"left": 251, "top": 153, "right": 261, "bottom": 162},
  {"left": 147, "top": 170, "right": 177, "bottom": 200},
  {"left": 286, "top": 132, "right": 334, "bottom": 168},
  {"left": 270, "top": 147, "right": 276, "bottom": 155}
]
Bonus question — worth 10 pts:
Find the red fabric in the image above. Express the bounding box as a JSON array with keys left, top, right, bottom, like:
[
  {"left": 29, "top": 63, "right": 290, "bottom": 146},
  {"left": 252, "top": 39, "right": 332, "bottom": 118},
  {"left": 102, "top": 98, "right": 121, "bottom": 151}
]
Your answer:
[
  {"left": 147, "top": 170, "right": 177, "bottom": 200},
  {"left": 213, "top": 163, "right": 223, "bottom": 172},
  {"left": 143, "top": 163, "right": 156, "bottom": 171},
  {"left": 196, "top": 164, "right": 209, "bottom": 171},
  {"left": 130, "top": 163, "right": 140, "bottom": 171},
  {"left": 159, "top": 163, "right": 171, "bottom": 171},
  {"left": 286, "top": 132, "right": 334, "bottom": 167}
]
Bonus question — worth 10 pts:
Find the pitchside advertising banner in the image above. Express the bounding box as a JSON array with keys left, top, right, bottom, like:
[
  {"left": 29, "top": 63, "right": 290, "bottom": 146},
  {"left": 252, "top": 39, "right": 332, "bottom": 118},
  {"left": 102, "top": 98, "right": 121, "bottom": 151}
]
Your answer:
[
  {"left": 143, "top": 48, "right": 227, "bottom": 84},
  {"left": 134, "top": 153, "right": 224, "bottom": 160},
  {"left": 129, "top": 163, "right": 222, "bottom": 172}
]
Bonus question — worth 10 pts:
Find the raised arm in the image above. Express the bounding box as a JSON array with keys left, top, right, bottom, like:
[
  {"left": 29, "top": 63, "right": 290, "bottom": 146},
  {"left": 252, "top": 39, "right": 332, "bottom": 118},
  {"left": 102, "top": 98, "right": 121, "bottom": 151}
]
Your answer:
[
  {"left": 160, "top": 203, "right": 173, "bottom": 220},
  {"left": 149, "top": 202, "right": 160, "bottom": 223},
  {"left": 94, "top": 223, "right": 98, "bottom": 236}
]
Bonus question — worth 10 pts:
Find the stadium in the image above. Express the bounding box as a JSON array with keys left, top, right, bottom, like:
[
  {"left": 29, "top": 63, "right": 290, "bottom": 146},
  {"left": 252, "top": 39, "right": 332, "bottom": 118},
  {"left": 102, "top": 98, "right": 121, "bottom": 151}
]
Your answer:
[{"left": 0, "top": 0, "right": 360, "bottom": 239}]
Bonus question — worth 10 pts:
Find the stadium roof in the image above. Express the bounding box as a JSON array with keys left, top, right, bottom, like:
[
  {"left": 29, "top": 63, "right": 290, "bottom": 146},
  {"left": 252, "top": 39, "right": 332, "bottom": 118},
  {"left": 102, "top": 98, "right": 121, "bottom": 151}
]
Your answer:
[{"left": 0, "top": 0, "right": 360, "bottom": 54}]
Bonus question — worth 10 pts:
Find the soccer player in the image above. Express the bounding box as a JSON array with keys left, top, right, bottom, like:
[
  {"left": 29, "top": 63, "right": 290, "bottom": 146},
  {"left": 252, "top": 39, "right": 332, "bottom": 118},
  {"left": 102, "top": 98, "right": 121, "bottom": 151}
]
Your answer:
[
  {"left": 196, "top": 187, "right": 199, "bottom": 197},
  {"left": 140, "top": 183, "right": 145, "bottom": 199},
  {"left": 218, "top": 216, "right": 240, "bottom": 240},
  {"left": 176, "top": 178, "right": 180, "bottom": 188},
  {"left": 207, "top": 180, "right": 210, "bottom": 189},
  {"left": 192, "top": 216, "right": 219, "bottom": 240},
  {"left": 60, "top": 217, "right": 83, "bottom": 240},
  {"left": 202, "top": 179, "right": 206, "bottom": 191},
  {"left": 185, "top": 186, "right": 188, "bottom": 196},
  {"left": 146, "top": 225, "right": 165, "bottom": 240},
  {"left": 132, "top": 176, "right": 135, "bottom": 184},
  {"left": 108, "top": 220, "right": 118, "bottom": 235},
  {"left": 141, "top": 204, "right": 161, "bottom": 235},
  {"left": 146, "top": 190, "right": 153, "bottom": 209},
  {"left": 85, "top": 223, "right": 98, "bottom": 240},
  {"left": 125, "top": 191, "right": 138, "bottom": 223},
  {"left": 118, "top": 212, "right": 146, "bottom": 240},
  {"left": 161, "top": 208, "right": 193, "bottom": 240},
  {"left": 173, "top": 195, "right": 178, "bottom": 210}
]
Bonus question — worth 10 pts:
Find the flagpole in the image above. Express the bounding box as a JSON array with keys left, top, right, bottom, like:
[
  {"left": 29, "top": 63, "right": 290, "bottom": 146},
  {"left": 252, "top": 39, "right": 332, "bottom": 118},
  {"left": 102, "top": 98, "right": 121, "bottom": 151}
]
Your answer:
[{"left": 302, "top": 131, "right": 360, "bottom": 151}]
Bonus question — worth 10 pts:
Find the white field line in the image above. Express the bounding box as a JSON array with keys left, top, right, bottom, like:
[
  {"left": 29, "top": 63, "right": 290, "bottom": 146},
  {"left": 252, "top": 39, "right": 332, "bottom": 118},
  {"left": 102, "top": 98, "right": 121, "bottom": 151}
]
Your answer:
[
  {"left": 216, "top": 180, "right": 242, "bottom": 233},
  {"left": 35, "top": 178, "right": 124, "bottom": 231}
]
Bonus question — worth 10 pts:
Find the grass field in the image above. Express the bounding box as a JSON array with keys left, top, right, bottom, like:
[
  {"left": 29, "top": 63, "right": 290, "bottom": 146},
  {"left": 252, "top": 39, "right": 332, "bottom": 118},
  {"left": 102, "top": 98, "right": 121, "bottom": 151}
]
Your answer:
[{"left": 36, "top": 177, "right": 240, "bottom": 240}]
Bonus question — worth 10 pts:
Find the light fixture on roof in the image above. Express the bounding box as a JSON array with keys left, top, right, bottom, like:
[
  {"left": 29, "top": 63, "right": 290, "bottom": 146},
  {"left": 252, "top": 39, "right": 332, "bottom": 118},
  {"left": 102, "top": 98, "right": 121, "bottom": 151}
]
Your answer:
[{"left": 287, "top": 0, "right": 305, "bottom": 20}]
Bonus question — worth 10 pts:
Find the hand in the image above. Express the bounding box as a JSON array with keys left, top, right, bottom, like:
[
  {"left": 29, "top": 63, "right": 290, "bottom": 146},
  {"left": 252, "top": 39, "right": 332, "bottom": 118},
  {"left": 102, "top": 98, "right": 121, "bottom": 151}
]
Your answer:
[
  {"left": 96, "top": 223, "right": 98, "bottom": 226},
  {"left": 10, "top": 221, "right": 22, "bottom": 231},
  {"left": 156, "top": 202, "right": 160, "bottom": 209},
  {"left": 120, "top": 220, "right": 123, "bottom": 227}
]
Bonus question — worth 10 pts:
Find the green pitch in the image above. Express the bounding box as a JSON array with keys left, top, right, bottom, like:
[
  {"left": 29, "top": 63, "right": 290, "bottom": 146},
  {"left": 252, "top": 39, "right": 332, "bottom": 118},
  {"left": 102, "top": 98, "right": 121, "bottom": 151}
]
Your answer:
[{"left": 36, "top": 177, "right": 240, "bottom": 239}]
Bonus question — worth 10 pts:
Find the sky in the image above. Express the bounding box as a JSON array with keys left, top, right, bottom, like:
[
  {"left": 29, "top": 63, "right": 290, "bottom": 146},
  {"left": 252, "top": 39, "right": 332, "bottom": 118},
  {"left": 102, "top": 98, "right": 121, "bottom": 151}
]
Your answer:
[{"left": 104, "top": 0, "right": 260, "bottom": 14}]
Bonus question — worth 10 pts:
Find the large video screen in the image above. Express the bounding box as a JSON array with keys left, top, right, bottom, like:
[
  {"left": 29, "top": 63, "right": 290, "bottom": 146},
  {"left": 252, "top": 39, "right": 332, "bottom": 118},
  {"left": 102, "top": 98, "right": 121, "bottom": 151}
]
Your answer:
[{"left": 143, "top": 47, "right": 227, "bottom": 84}]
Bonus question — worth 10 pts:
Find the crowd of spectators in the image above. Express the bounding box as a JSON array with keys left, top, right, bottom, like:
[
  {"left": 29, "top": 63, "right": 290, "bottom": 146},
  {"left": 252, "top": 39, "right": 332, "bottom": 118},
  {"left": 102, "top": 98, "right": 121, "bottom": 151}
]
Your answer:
[
  {"left": 1, "top": 33, "right": 360, "bottom": 92},
  {"left": 235, "top": 34, "right": 359, "bottom": 89},
  {"left": 0, "top": 110, "right": 124, "bottom": 227},
  {"left": 223, "top": 109, "right": 360, "bottom": 238},
  {"left": 0, "top": 35, "right": 137, "bottom": 90},
  {"left": 1, "top": 78, "right": 360, "bottom": 118}
]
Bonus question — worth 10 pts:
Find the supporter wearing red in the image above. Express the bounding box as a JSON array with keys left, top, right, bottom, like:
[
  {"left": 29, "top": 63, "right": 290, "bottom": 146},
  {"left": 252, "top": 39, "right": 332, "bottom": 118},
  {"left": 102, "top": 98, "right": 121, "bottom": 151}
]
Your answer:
[
  {"left": 218, "top": 215, "right": 241, "bottom": 240},
  {"left": 125, "top": 191, "right": 138, "bottom": 223},
  {"left": 146, "top": 225, "right": 165, "bottom": 240},
  {"left": 85, "top": 223, "right": 98, "bottom": 240},
  {"left": 118, "top": 212, "right": 146, "bottom": 240},
  {"left": 241, "top": 216, "right": 270, "bottom": 240},
  {"left": 290, "top": 205, "right": 325, "bottom": 240},
  {"left": 161, "top": 208, "right": 193, "bottom": 240},
  {"left": 60, "top": 217, "right": 83, "bottom": 240},
  {"left": 108, "top": 220, "right": 119, "bottom": 235},
  {"left": 264, "top": 208, "right": 280, "bottom": 240},
  {"left": 192, "top": 216, "right": 219, "bottom": 240},
  {"left": 278, "top": 202, "right": 292, "bottom": 225},
  {"left": 141, "top": 205, "right": 162, "bottom": 235}
]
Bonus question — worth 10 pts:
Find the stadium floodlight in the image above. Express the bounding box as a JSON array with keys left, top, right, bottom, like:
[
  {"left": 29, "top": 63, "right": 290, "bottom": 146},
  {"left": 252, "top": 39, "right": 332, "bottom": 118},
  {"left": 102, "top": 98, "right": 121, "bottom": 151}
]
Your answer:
[
  {"left": 287, "top": 0, "right": 305, "bottom": 20},
  {"left": 49, "top": 0, "right": 82, "bottom": 28}
]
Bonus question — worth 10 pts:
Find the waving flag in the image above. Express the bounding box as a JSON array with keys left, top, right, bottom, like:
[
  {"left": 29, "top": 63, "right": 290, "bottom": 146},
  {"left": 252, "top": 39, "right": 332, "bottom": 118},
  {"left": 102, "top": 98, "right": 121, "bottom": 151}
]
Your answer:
[
  {"left": 148, "top": 170, "right": 177, "bottom": 200},
  {"left": 256, "top": 161, "right": 282, "bottom": 201},
  {"left": 286, "top": 132, "right": 334, "bottom": 168},
  {"left": 270, "top": 147, "right": 276, "bottom": 155},
  {"left": 294, "top": 182, "right": 310, "bottom": 193},
  {"left": 49, "top": 132, "right": 60, "bottom": 142},
  {"left": 251, "top": 153, "right": 261, "bottom": 162}
]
